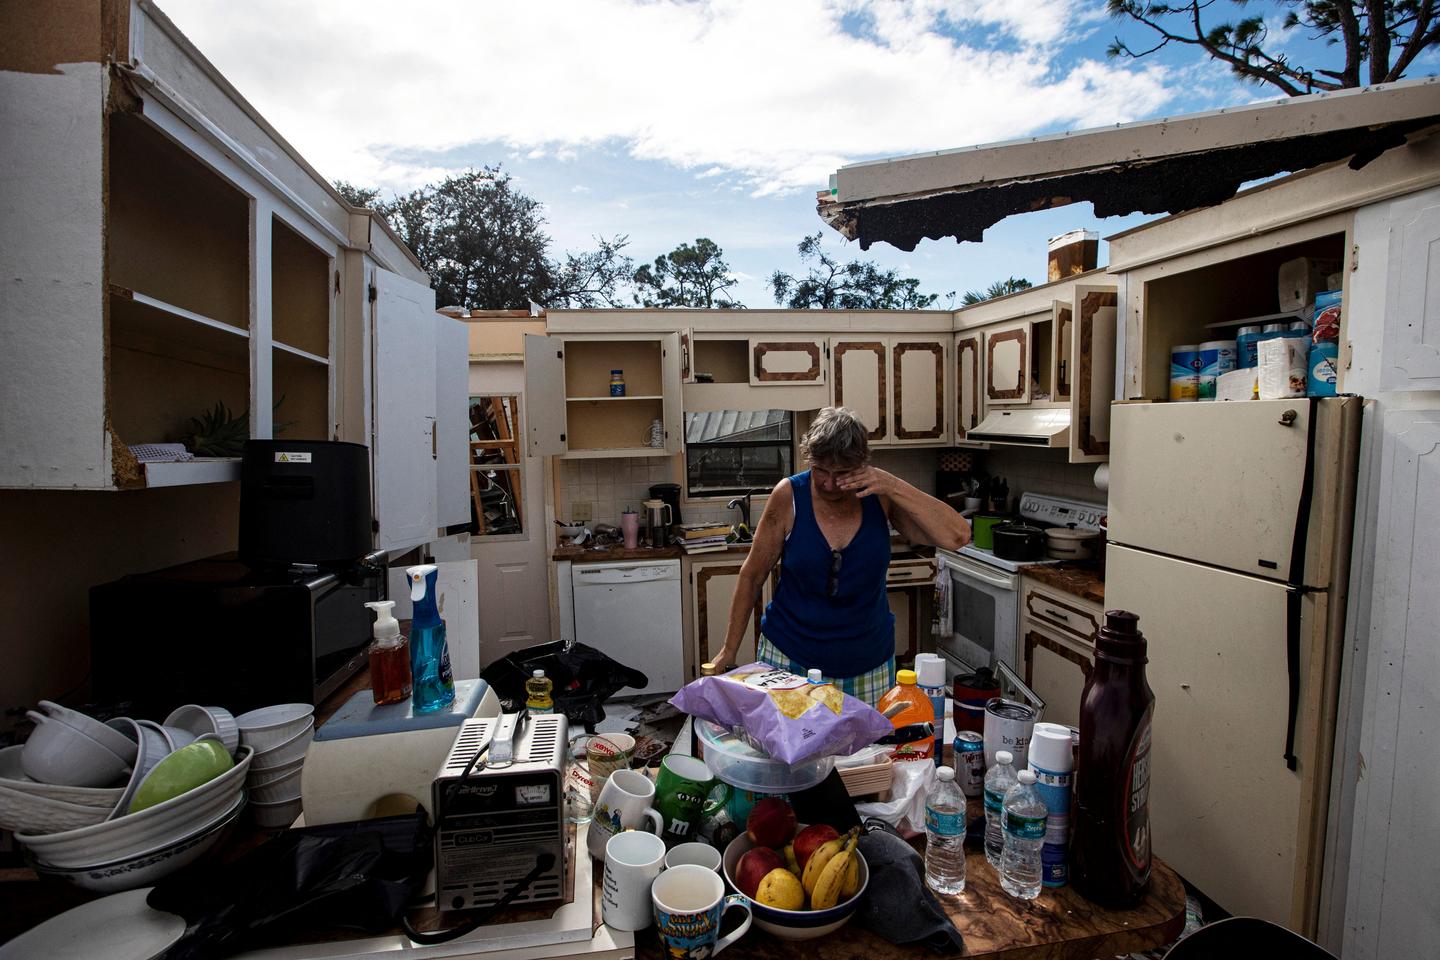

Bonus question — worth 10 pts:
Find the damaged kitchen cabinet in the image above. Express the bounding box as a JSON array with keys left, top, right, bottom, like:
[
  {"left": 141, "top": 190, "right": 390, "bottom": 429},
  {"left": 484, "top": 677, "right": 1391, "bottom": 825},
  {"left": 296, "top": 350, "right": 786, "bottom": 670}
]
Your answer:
[
  {"left": 829, "top": 335, "right": 949, "bottom": 446},
  {"left": 0, "top": 1, "right": 463, "bottom": 550}
]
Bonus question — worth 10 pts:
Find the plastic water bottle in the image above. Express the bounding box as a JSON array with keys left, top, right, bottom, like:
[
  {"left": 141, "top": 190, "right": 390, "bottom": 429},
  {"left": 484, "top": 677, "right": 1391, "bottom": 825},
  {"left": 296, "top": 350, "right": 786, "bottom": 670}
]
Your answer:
[
  {"left": 1000, "top": 769, "right": 1046, "bottom": 899},
  {"left": 983, "top": 750, "right": 1018, "bottom": 866},
  {"left": 924, "top": 766, "right": 967, "bottom": 895}
]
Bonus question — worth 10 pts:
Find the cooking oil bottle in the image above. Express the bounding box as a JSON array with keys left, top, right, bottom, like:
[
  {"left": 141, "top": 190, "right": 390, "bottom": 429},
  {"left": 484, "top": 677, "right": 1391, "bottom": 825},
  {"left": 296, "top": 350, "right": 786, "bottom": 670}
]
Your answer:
[{"left": 525, "top": 669, "right": 554, "bottom": 714}]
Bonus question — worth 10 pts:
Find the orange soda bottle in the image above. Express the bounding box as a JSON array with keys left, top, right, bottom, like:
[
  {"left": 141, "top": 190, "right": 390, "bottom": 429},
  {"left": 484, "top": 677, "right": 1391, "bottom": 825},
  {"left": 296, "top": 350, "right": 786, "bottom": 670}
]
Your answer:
[{"left": 876, "top": 668, "right": 935, "bottom": 761}]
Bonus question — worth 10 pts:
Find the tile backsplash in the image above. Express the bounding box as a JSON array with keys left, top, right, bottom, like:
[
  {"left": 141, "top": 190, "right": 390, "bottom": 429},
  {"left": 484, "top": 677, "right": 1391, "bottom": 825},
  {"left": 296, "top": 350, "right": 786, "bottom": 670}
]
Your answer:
[{"left": 978, "top": 447, "right": 1107, "bottom": 508}]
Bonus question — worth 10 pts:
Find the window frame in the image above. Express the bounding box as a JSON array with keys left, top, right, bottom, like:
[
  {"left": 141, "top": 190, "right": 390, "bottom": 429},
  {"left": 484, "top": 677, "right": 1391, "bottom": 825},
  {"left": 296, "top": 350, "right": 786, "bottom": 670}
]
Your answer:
[{"left": 683, "top": 410, "right": 796, "bottom": 501}]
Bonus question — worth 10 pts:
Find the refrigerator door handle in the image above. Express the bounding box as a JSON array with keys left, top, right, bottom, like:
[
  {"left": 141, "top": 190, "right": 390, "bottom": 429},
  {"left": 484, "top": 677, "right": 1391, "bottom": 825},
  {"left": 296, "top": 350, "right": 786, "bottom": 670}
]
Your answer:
[
  {"left": 1281, "top": 397, "right": 1319, "bottom": 772},
  {"left": 1284, "top": 584, "right": 1302, "bottom": 772}
]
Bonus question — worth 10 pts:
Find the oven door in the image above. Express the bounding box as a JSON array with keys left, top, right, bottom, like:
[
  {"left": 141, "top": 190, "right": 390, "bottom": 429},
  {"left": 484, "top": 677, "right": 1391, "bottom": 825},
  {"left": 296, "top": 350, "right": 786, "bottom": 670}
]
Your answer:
[{"left": 936, "top": 551, "right": 1019, "bottom": 672}]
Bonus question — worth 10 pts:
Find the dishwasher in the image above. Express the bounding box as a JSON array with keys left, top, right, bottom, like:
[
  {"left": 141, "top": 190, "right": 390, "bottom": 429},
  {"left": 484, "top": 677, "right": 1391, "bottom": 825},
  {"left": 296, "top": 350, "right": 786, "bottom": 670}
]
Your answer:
[{"left": 570, "top": 559, "right": 684, "bottom": 696}]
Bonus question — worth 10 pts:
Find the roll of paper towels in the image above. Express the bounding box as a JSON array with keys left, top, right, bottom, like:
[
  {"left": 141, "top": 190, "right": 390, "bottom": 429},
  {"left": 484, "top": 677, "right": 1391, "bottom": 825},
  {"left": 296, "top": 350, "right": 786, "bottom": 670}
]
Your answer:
[{"left": 1093, "top": 463, "right": 1109, "bottom": 492}]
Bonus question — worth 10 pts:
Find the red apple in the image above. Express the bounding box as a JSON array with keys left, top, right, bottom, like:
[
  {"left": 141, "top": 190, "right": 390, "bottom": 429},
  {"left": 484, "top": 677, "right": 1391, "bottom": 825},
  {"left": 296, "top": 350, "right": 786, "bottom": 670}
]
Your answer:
[
  {"left": 734, "top": 847, "right": 784, "bottom": 899},
  {"left": 746, "top": 796, "right": 798, "bottom": 849},
  {"left": 791, "top": 823, "right": 841, "bottom": 870}
]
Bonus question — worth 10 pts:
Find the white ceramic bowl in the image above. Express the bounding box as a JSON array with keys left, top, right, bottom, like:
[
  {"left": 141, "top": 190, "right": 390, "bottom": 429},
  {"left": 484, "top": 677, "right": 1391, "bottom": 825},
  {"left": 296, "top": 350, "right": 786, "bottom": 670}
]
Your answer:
[
  {"left": 39, "top": 701, "right": 138, "bottom": 765},
  {"left": 249, "top": 767, "right": 302, "bottom": 804},
  {"left": 102, "top": 718, "right": 171, "bottom": 819},
  {"left": 247, "top": 754, "right": 303, "bottom": 786},
  {"left": 157, "top": 725, "right": 197, "bottom": 751},
  {"left": 30, "top": 795, "right": 245, "bottom": 893},
  {"left": 164, "top": 705, "right": 239, "bottom": 755},
  {"left": 21, "top": 712, "right": 133, "bottom": 787},
  {"left": 0, "top": 745, "right": 124, "bottom": 808},
  {"left": 0, "top": 783, "right": 111, "bottom": 834},
  {"left": 17, "top": 747, "right": 252, "bottom": 868},
  {"left": 235, "top": 704, "right": 315, "bottom": 752},
  {"left": 249, "top": 721, "right": 314, "bottom": 769},
  {"left": 250, "top": 795, "right": 303, "bottom": 829},
  {"left": 721, "top": 828, "right": 869, "bottom": 940}
]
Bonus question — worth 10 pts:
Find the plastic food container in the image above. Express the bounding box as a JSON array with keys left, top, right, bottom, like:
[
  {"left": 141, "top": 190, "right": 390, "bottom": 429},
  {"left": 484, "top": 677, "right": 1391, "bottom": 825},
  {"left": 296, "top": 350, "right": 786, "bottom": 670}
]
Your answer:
[{"left": 695, "top": 721, "right": 834, "bottom": 793}]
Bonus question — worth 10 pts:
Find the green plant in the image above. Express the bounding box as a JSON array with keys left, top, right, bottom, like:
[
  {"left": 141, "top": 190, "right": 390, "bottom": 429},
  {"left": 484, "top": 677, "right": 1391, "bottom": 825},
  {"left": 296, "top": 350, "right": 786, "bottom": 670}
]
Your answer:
[{"left": 182, "top": 401, "right": 248, "bottom": 457}]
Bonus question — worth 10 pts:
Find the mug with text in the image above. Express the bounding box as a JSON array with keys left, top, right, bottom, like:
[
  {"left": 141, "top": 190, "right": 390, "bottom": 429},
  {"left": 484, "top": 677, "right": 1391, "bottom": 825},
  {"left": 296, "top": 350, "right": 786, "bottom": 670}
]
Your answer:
[
  {"left": 588, "top": 768, "right": 664, "bottom": 860},
  {"left": 601, "top": 829, "right": 666, "bottom": 931},
  {"left": 652, "top": 864, "right": 752, "bottom": 960}
]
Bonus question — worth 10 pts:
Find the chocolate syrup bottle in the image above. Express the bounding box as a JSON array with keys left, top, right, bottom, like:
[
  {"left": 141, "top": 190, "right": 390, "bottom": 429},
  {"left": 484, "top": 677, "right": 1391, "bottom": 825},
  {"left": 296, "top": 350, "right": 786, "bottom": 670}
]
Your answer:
[{"left": 1071, "top": 610, "right": 1155, "bottom": 908}]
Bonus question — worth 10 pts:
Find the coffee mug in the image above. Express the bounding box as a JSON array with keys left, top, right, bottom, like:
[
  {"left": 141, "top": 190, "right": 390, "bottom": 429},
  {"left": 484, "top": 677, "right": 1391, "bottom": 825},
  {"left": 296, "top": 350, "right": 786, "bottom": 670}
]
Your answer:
[
  {"left": 587, "top": 733, "right": 637, "bottom": 801},
  {"left": 664, "top": 841, "right": 722, "bottom": 873},
  {"left": 652, "top": 864, "right": 752, "bottom": 959},
  {"left": 654, "top": 754, "right": 717, "bottom": 846},
  {"left": 602, "top": 829, "right": 666, "bottom": 931},
  {"left": 588, "top": 768, "right": 664, "bottom": 860}
]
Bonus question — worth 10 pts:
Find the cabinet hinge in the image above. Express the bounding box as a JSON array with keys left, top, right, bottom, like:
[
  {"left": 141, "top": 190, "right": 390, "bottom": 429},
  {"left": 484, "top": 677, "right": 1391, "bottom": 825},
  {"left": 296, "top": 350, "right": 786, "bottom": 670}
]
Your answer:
[
  {"left": 372, "top": 519, "right": 380, "bottom": 533},
  {"left": 368, "top": 283, "right": 378, "bottom": 302}
]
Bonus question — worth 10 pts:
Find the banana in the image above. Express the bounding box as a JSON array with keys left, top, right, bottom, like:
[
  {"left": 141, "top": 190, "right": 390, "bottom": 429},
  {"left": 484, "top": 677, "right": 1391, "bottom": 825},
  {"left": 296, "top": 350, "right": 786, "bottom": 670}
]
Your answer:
[
  {"left": 810, "top": 831, "right": 860, "bottom": 910},
  {"left": 841, "top": 851, "right": 860, "bottom": 898},
  {"left": 783, "top": 843, "right": 801, "bottom": 877},
  {"left": 800, "top": 836, "right": 845, "bottom": 895}
]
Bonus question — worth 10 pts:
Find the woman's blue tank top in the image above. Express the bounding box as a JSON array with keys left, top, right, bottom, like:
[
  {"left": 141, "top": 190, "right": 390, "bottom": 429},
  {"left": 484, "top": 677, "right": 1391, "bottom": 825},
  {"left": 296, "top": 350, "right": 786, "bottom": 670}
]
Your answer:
[{"left": 759, "top": 471, "right": 894, "bottom": 677}]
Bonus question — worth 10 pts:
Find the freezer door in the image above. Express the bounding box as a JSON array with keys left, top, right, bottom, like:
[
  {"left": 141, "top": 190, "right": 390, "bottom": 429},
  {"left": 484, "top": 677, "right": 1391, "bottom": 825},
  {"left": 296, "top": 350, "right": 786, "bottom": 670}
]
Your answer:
[
  {"left": 1106, "top": 543, "right": 1335, "bottom": 931},
  {"left": 1108, "top": 399, "right": 1315, "bottom": 579}
]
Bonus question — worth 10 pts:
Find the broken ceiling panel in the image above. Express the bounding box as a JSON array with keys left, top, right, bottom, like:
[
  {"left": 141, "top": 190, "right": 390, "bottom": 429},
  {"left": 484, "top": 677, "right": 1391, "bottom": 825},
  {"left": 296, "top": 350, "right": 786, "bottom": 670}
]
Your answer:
[{"left": 821, "top": 77, "right": 1440, "bottom": 251}]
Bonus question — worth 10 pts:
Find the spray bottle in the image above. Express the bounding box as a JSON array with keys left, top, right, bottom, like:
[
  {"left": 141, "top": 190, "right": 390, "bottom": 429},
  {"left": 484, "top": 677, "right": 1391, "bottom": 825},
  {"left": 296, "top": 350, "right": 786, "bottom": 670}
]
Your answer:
[
  {"left": 364, "top": 600, "right": 411, "bottom": 706},
  {"left": 406, "top": 564, "right": 455, "bottom": 713}
]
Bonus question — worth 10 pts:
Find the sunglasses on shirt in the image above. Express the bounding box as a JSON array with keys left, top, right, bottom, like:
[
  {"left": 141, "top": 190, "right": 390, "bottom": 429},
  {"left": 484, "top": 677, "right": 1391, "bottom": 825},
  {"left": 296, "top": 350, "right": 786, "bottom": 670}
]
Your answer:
[{"left": 827, "top": 549, "right": 842, "bottom": 598}]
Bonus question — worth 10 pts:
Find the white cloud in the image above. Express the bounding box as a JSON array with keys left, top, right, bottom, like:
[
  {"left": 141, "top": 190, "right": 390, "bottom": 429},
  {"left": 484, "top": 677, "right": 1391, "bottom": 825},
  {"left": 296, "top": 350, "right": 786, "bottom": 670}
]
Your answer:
[{"left": 159, "top": 0, "right": 1179, "bottom": 195}]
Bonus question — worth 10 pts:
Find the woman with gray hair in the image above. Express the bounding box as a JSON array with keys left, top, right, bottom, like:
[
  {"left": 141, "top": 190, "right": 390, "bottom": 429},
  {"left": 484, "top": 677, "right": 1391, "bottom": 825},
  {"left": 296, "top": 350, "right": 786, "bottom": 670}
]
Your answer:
[{"left": 711, "top": 407, "right": 970, "bottom": 705}]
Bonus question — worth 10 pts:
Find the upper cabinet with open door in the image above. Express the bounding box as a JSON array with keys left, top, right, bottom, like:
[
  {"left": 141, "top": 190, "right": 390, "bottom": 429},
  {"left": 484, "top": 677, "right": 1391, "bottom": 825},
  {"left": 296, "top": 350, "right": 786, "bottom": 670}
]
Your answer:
[
  {"left": 829, "top": 338, "right": 888, "bottom": 442},
  {"left": 1069, "top": 283, "right": 1118, "bottom": 462},
  {"left": 985, "top": 318, "right": 1031, "bottom": 405},
  {"left": 523, "top": 332, "right": 683, "bottom": 458},
  {"left": 749, "top": 338, "right": 827, "bottom": 386},
  {"left": 954, "top": 331, "right": 985, "bottom": 444},
  {"left": 1053, "top": 301, "right": 1074, "bottom": 403},
  {"left": 891, "top": 337, "right": 947, "bottom": 444}
]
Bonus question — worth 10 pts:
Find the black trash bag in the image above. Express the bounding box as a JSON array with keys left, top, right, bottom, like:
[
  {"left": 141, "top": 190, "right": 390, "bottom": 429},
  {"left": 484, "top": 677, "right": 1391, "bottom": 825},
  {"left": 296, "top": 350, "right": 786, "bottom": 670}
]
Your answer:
[
  {"left": 150, "top": 811, "right": 432, "bottom": 960},
  {"left": 480, "top": 640, "right": 647, "bottom": 732}
]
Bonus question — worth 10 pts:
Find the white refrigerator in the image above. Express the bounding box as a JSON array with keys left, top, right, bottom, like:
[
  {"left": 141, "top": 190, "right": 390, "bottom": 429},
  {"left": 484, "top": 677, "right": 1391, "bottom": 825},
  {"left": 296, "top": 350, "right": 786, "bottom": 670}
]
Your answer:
[{"left": 1105, "top": 397, "right": 1361, "bottom": 937}]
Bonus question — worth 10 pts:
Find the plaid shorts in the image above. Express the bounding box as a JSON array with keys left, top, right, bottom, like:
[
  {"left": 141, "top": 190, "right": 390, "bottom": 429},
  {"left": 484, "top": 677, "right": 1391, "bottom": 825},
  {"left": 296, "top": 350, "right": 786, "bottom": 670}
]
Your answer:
[{"left": 755, "top": 634, "right": 896, "bottom": 708}]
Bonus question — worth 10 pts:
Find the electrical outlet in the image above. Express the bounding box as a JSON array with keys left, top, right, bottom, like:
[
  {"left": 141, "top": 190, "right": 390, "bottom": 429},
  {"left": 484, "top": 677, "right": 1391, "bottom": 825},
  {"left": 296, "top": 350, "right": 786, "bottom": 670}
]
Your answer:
[{"left": 571, "top": 501, "right": 593, "bottom": 522}]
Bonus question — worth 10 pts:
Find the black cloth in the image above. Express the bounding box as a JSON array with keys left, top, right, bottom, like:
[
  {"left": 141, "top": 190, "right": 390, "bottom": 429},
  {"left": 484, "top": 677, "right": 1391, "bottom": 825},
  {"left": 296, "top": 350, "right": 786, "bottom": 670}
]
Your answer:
[{"left": 854, "top": 825, "right": 965, "bottom": 955}]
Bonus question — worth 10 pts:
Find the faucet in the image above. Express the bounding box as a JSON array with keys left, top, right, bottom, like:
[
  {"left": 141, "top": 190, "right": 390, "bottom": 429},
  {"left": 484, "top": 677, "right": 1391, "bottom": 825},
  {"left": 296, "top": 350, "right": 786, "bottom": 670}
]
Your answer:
[{"left": 726, "top": 490, "right": 762, "bottom": 541}]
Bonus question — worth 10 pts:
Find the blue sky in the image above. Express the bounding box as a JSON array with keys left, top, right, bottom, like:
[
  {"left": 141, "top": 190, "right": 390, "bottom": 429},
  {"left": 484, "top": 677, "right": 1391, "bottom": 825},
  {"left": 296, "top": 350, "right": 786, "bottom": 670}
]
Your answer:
[{"left": 161, "top": 0, "right": 1437, "bottom": 307}]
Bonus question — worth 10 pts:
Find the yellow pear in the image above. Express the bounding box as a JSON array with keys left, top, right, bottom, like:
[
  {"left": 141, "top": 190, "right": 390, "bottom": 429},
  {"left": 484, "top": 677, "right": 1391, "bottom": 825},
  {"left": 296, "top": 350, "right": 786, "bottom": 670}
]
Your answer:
[{"left": 755, "top": 867, "right": 805, "bottom": 911}]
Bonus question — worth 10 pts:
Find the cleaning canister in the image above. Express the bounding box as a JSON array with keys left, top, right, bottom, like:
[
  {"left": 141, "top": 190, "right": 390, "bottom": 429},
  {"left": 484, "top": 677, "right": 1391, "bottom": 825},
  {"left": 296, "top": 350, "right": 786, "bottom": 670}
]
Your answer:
[
  {"left": 1029, "top": 722, "right": 1075, "bottom": 887},
  {"left": 406, "top": 564, "right": 455, "bottom": 714},
  {"left": 1235, "top": 325, "right": 1264, "bottom": 368},
  {"left": 1169, "top": 345, "right": 1199, "bottom": 401},
  {"left": 915, "top": 654, "right": 948, "bottom": 765},
  {"left": 1196, "top": 340, "right": 1236, "bottom": 401}
]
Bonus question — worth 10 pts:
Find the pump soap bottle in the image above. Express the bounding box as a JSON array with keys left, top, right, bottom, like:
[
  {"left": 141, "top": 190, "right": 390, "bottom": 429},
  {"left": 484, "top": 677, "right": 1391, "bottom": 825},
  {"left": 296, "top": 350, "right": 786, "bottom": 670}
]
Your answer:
[
  {"left": 406, "top": 564, "right": 455, "bottom": 713},
  {"left": 363, "top": 600, "right": 411, "bottom": 705}
]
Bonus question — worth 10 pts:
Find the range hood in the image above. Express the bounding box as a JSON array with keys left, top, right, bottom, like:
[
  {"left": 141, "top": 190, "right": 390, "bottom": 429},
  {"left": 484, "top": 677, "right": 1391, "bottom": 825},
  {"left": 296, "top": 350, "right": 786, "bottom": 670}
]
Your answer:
[{"left": 966, "top": 407, "right": 1070, "bottom": 447}]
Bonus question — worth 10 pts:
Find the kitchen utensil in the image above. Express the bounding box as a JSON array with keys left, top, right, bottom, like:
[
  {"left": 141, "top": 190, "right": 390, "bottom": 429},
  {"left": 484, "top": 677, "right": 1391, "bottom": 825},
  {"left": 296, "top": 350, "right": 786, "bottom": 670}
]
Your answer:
[
  {"left": 652, "top": 864, "right": 753, "bottom": 958},
  {"left": 969, "top": 514, "right": 1006, "bottom": 551},
  {"left": 992, "top": 522, "right": 1046, "bottom": 561},
  {"left": 586, "top": 733, "right": 636, "bottom": 801},
  {"left": 648, "top": 483, "right": 683, "bottom": 527},
  {"left": 588, "top": 768, "right": 664, "bottom": 861},
  {"left": 249, "top": 719, "right": 315, "bottom": 769},
  {"left": 653, "top": 754, "right": 717, "bottom": 846},
  {"left": 39, "top": 701, "right": 139, "bottom": 764},
  {"left": 234, "top": 703, "right": 315, "bottom": 751},
  {"left": 21, "top": 711, "right": 132, "bottom": 787},
  {"left": 665, "top": 841, "right": 722, "bottom": 872},
  {"left": 601, "top": 829, "right": 667, "bottom": 932},
  {"left": 0, "top": 886, "right": 185, "bottom": 960},
  {"left": 721, "top": 829, "right": 866, "bottom": 940},
  {"left": 157, "top": 726, "right": 197, "bottom": 751},
  {"left": 0, "top": 745, "right": 123, "bottom": 808},
  {"left": 1045, "top": 526, "right": 1100, "bottom": 560},
  {"left": 643, "top": 499, "right": 673, "bottom": 547},
  {"left": 163, "top": 705, "right": 239, "bottom": 755}
]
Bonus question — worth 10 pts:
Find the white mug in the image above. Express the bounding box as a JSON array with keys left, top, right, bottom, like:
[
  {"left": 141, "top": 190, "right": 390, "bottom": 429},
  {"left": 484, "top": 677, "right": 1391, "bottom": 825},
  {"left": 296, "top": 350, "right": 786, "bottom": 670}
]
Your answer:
[
  {"left": 664, "top": 841, "right": 722, "bottom": 873},
  {"left": 602, "top": 830, "right": 666, "bottom": 931},
  {"left": 588, "top": 768, "right": 664, "bottom": 860}
]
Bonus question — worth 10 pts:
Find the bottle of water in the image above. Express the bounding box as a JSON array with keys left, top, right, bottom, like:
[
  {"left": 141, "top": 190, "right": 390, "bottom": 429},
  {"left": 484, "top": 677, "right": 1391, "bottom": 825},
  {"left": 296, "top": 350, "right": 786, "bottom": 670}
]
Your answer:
[
  {"left": 1000, "top": 769, "right": 1047, "bottom": 899},
  {"left": 924, "top": 766, "right": 967, "bottom": 895},
  {"left": 983, "top": 750, "right": 1018, "bottom": 866}
]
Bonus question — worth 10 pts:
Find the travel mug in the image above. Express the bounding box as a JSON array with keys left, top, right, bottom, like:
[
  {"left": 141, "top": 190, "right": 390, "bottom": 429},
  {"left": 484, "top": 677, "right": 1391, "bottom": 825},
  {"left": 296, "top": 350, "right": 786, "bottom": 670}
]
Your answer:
[{"left": 621, "top": 510, "right": 639, "bottom": 549}]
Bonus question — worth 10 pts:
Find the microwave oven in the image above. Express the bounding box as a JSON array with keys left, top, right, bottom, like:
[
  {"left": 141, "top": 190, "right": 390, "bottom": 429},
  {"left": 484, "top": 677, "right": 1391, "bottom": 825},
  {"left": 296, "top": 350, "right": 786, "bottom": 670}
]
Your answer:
[{"left": 90, "top": 551, "right": 386, "bottom": 717}]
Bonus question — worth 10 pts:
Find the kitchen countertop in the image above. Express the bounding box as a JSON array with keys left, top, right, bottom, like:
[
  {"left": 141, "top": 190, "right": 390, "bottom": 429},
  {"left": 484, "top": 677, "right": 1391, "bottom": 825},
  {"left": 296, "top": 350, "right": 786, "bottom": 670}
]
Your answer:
[
  {"left": 1021, "top": 563, "right": 1106, "bottom": 605},
  {"left": 553, "top": 542, "right": 683, "bottom": 561}
]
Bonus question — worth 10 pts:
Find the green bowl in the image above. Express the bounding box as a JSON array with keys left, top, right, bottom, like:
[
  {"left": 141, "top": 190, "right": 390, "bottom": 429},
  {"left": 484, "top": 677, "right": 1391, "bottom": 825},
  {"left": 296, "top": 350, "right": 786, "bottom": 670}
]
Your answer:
[{"left": 129, "top": 739, "right": 233, "bottom": 813}]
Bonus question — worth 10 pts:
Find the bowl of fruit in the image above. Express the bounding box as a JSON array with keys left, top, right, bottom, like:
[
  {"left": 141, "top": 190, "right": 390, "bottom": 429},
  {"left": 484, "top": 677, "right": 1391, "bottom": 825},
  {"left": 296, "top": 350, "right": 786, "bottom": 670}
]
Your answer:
[{"left": 721, "top": 797, "right": 868, "bottom": 940}]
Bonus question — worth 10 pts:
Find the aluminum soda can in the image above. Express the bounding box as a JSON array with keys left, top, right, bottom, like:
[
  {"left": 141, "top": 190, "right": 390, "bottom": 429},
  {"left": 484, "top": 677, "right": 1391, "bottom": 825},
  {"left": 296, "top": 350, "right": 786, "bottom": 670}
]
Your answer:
[{"left": 954, "top": 730, "right": 985, "bottom": 797}]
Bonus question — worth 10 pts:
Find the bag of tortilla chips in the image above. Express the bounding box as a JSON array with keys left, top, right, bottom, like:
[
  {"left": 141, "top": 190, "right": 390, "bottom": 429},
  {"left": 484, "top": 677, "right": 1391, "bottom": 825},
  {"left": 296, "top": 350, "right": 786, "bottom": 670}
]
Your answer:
[{"left": 670, "top": 663, "right": 894, "bottom": 764}]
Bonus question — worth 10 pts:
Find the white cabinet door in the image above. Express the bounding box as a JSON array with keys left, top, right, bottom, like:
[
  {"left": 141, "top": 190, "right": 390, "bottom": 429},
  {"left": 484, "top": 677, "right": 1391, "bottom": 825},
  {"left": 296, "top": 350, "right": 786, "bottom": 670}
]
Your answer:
[
  {"left": 750, "top": 337, "right": 826, "bottom": 385},
  {"left": 434, "top": 313, "right": 470, "bottom": 529},
  {"left": 891, "top": 338, "right": 947, "bottom": 444},
  {"left": 663, "top": 331, "right": 685, "bottom": 454},
  {"left": 830, "top": 339, "right": 888, "bottom": 441},
  {"left": 522, "top": 333, "right": 567, "bottom": 456},
  {"left": 985, "top": 319, "right": 1030, "bottom": 404},
  {"left": 1382, "top": 199, "right": 1440, "bottom": 390},
  {"left": 1053, "top": 301, "right": 1074, "bottom": 403},
  {"left": 954, "top": 331, "right": 984, "bottom": 443},
  {"left": 1022, "top": 626, "right": 1091, "bottom": 730},
  {"left": 372, "top": 266, "right": 437, "bottom": 552},
  {"left": 691, "top": 559, "right": 762, "bottom": 669},
  {"left": 1070, "top": 284, "right": 1117, "bottom": 463}
]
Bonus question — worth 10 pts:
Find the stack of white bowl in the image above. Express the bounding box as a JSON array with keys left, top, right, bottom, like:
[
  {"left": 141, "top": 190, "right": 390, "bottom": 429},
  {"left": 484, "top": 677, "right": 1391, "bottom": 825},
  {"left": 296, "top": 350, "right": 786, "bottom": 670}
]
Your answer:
[{"left": 235, "top": 703, "right": 314, "bottom": 828}]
